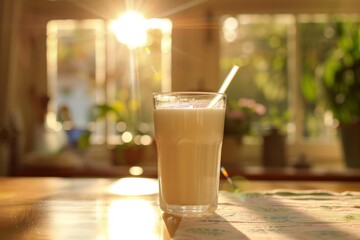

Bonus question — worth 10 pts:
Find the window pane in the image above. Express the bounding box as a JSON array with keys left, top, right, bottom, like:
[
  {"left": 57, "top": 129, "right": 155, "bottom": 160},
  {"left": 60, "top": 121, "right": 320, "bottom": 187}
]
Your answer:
[
  {"left": 47, "top": 20, "right": 105, "bottom": 144},
  {"left": 299, "top": 14, "right": 360, "bottom": 142},
  {"left": 47, "top": 18, "right": 172, "bottom": 147},
  {"left": 106, "top": 19, "right": 172, "bottom": 145},
  {"left": 220, "top": 15, "right": 293, "bottom": 141}
]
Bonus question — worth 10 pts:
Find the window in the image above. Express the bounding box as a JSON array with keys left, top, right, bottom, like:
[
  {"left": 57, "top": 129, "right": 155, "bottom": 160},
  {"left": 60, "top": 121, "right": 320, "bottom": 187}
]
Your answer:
[
  {"left": 46, "top": 16, "right": 171, "bottom": 147},
  {"left": 44, "top": 0, "right": 359, "bottom": 168},
  {"left": 219, "top": 13, "right": 360, "bottom": 166},
  {"left": 220, "top": 15, "right": 293, "bottom": 141},
  {"left": 47, "top": 20, "right": 105, "bottom": 145},
  {"left": 299, "top": 14, "right": 360, "bottom": 142}
]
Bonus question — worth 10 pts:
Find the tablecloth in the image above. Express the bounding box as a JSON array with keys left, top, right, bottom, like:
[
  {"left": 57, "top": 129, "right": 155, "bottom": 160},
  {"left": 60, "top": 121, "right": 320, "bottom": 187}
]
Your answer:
[{"left": 170, "top": 190, "right": 360, "bottom": 240}]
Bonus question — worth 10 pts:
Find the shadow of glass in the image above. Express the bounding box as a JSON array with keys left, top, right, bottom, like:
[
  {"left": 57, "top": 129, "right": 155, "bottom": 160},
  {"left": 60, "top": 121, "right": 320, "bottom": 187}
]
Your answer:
[
  {"left": 162, "top": 212, "right": 250, "bottom": 240},
  {"left": 217, "top": 190, "right": 360, "bottom": 240}
]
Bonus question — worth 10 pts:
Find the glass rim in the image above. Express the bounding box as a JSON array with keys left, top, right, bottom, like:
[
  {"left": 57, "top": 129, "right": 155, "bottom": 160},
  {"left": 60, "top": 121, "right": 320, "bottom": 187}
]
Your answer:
[{"left": 153, "top": 91, "right": 226, "bottom": 97}]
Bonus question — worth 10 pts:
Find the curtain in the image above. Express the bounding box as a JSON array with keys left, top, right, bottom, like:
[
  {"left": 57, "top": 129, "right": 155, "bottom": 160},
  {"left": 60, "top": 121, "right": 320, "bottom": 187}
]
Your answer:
[{"left": 0, "top": 0, "right": 23, "bottom": 175}]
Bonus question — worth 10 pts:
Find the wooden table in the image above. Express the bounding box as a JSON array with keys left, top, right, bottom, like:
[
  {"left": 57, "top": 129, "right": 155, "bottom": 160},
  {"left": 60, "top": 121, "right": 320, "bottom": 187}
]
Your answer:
[{"left": 0, "top": 177, "right": 359, "bottom": 239}]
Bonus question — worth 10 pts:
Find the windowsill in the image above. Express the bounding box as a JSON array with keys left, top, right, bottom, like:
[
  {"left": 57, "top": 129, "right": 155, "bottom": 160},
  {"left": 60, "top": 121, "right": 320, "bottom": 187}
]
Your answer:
[
  {"left": 17, "top": 141, "right": 349, "bottom": 180},
  {"left": 227, "top": 142, "right": 344, "bottom": 169},
  {"left": 14, "top": 164, "right": 360, "bottom": 182}
]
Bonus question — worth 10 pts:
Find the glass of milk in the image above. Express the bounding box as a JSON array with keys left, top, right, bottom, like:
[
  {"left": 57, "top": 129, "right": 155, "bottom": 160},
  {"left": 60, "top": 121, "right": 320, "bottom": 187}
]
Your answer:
[{"left": 153, "top": 92, "right": 226, "bottom": 217}]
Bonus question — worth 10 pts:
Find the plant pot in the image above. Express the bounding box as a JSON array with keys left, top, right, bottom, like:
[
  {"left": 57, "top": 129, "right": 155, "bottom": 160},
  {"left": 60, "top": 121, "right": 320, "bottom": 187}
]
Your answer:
[
  {"left": 339, "top": 122, "right": 360, "bottom": 168},
  {"left": 221, "top": 136, "right": 242, "bottom": 167},
  {"left": 112, "top": 145, "right": 144, "bottom": 166},
  {"left": 123, "top": 146, "right": 144, "bottom": 166},
  {"left": 262, "top": 127, "right": 286, "bottom": 168}
]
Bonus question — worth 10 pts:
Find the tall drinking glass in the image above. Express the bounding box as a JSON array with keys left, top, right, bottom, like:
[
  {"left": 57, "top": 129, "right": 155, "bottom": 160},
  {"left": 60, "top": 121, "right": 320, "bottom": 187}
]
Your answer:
[{"left": 153, "top": 92, "right": 226, "bottom": 216}]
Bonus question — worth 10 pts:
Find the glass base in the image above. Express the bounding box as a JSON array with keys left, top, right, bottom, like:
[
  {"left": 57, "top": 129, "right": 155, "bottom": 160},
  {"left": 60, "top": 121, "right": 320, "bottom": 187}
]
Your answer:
[{"left": 161, "top": 203, "right": 217, "bottom": 217}]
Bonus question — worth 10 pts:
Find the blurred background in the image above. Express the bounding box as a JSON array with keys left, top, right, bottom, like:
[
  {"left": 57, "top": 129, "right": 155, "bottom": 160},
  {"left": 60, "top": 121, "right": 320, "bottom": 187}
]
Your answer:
[{"left": 1, "top": 0, "right": 360, "bottom": 179}]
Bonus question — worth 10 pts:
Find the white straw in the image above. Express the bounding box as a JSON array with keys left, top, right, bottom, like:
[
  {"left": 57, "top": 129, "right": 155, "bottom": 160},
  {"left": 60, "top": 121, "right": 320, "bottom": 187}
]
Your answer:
[{"left": 207, "top": 65, "right": 239, "bottom": 108}]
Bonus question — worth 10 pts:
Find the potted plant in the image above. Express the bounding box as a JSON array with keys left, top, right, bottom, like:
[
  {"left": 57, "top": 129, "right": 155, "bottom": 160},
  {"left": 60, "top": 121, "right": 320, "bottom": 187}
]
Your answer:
[
  {"left": 317, "top": 21, "right": 360, "bottom": 168},
  {"left": 222, "top": 98, "right": 266, "bottom": 164},
  {"left": 224, "top": 98, "right": 266, "bottom": 143},
  {"left": 94, "top": 91, "right": 147, "bottom": 166}
]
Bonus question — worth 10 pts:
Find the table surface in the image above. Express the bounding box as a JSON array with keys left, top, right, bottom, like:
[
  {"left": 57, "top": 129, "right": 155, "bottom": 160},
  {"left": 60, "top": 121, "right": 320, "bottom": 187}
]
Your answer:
[{"left": 0, "top": 177, "right": 359, "bottom": 240}]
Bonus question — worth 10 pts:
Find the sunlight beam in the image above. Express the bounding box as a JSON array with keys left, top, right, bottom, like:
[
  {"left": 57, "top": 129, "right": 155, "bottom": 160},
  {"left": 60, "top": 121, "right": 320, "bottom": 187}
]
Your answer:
[{"left": 158, "top": 0, "right": 207, "bottom": 18}]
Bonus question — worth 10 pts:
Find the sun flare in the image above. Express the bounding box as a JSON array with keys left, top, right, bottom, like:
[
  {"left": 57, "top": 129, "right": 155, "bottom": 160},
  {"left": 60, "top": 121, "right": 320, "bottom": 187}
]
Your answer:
[{"left": 111, "top": 11, "right": 148, "bottom": 48}]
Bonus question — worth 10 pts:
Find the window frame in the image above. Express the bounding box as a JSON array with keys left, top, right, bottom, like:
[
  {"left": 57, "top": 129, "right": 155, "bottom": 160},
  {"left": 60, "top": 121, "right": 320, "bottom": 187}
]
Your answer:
[
  {"left": 168, "top": 0, "right": 360, "bottom": 168},
  {"left": 32, "top": 0, "right": 360, "bottom": 168}
]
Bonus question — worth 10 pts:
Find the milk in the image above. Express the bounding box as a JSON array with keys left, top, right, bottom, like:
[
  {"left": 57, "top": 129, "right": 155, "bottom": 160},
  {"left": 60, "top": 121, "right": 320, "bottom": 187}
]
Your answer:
[{"left": 154, "top": 108, "right": 225, "bottom": 208}]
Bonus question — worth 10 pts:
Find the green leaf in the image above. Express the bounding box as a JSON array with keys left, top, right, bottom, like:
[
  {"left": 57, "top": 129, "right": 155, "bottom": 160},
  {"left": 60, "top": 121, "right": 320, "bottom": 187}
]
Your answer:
[
  {"left": 301, "top": 74, "right": 317, "bottom": 102},
  {"left": 323, "top": 59, "right": 340, "bottom": 87},
  {"left": 94, "top": 104, "right": 122, "bottom": 121}
]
